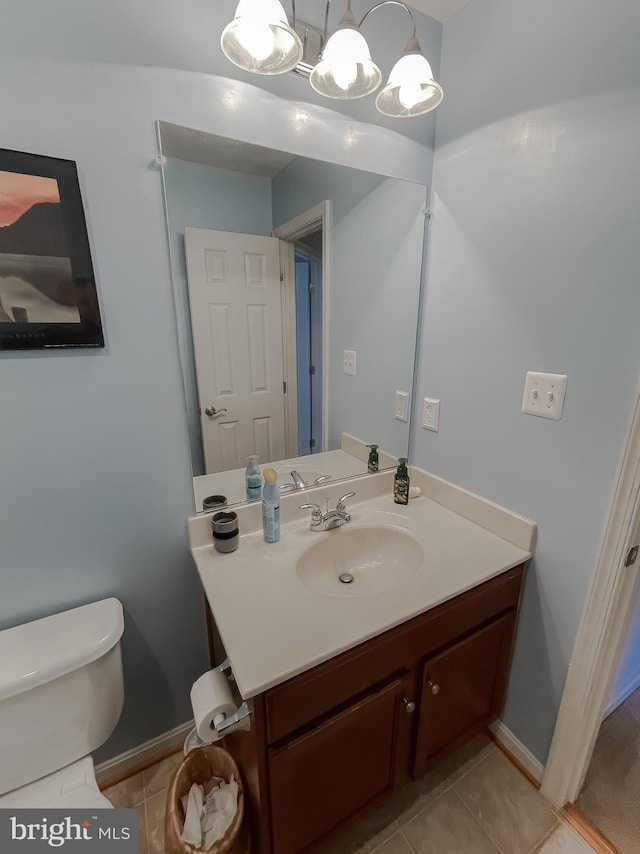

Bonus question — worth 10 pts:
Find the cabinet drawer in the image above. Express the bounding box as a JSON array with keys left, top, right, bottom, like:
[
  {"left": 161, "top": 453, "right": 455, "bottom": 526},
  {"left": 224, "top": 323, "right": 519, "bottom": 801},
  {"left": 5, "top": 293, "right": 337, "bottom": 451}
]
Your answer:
[
  {"left": 268, "top": 675, "right": 410, "bottom": 854},
  {"left": 265, "top": 565, "right": 525, "bottom": 744}
]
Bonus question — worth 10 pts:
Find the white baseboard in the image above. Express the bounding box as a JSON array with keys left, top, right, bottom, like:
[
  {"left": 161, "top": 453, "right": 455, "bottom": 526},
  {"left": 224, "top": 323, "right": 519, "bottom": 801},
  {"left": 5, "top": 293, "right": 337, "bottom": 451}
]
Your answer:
[
  {"left": 603, "top": 670, "right": 640, "bottom": 718},
  {"left": 490, "top": 720, "right": 544, "bottom": 784},
  {"left": 95, "top": 720, "right": 193, "bottom": 789}
]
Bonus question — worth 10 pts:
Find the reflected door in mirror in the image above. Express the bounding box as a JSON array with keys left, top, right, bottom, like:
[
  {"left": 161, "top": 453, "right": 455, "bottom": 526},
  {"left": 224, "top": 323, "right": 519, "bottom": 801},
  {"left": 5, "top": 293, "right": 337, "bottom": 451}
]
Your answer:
[{"left": 184, "top": 227, "right": 286, "bottom": 473}]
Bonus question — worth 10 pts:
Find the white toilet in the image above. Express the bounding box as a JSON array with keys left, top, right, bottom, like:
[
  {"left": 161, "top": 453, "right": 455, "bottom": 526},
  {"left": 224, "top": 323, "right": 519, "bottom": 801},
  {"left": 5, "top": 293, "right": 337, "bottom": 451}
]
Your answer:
[{"left": 0, "top": 597, "right": 125, "bottom": 808}]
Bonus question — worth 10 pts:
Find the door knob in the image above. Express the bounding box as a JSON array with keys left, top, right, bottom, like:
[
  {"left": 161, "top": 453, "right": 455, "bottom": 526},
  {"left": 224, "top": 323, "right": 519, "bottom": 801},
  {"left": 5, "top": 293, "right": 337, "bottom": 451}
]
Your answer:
[
  {"left": 403, "top": 698, "right": 416, "bottom": 713},
  {"left": 428, "top": 680, "right": 440, "bottom": 695},
  {"left": 204, "top": 406, "right": 228, "bottom": 417}
]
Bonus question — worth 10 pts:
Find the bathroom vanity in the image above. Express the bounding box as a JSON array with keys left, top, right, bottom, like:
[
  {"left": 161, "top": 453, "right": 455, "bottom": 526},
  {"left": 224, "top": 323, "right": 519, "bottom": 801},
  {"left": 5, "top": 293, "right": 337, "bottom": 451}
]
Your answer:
[{"left": 188, "top": 468, "right": 535, "bottom": 854}]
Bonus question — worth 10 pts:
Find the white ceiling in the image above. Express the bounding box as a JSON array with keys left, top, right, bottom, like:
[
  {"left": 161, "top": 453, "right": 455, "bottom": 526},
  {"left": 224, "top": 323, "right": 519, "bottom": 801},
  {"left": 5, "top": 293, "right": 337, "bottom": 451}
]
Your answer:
[{"left": 406, "top": 0, "right": 471, "bottom": 23}]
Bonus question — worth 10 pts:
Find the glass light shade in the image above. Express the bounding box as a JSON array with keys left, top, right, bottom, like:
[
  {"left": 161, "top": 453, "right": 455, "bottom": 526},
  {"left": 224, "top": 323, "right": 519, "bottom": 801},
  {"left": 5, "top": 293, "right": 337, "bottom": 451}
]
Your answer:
[
  {"left": 375, "top": 50, "right": 443, "bottom": 117},
  {"left": 310, "top": 25, "right": 381, "bottom": 100},
  {"left": 221, "top": 0, "right": 303, "bottom": 75}
]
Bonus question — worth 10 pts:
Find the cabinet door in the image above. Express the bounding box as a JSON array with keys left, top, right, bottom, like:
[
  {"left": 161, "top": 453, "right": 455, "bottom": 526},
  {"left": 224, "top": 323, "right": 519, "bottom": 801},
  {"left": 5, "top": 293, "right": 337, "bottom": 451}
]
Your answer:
[
  {"left": 268, "top": 675, "right": 411, "bottom": 854},
  {"left": 413, "top": 612, "right": 516, "bottom": 777}
]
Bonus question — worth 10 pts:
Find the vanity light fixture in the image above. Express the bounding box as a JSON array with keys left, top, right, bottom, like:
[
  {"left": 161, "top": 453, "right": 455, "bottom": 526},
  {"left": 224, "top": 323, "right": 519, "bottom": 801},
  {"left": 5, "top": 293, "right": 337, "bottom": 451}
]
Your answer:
[
  {"left": 309, "top": 5, "right": 382, "bottom": 100},
  {"left": 220, "top": 0, "right": 443, "bottom": 117},
  {"left": 221, "top": 0, "right": 304, "bottom": 75}
]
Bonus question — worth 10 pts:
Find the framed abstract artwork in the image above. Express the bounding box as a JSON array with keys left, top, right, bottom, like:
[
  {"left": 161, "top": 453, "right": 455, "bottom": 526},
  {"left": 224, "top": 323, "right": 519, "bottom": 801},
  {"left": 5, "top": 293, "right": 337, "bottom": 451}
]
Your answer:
[{"left": 0, "top": 147, "right": 103, "bottom": 350}]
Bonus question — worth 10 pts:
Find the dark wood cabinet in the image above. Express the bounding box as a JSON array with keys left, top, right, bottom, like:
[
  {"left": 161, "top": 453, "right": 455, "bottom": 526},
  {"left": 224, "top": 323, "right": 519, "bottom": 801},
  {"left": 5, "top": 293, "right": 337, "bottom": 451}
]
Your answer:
[
  {"left": 413, "top": 612, "right": 516, "bottom": 777},
  {"left": 269, "top": 674, "right": 412, "bottom": 854},
  {"left": 221, "top": 563, "right": 526, "bottom": 854}
]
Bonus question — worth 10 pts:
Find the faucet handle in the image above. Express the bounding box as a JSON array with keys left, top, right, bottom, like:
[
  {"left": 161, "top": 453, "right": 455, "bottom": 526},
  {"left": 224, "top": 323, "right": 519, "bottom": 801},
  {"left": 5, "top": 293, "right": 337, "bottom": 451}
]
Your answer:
[
  {"left": 299, "top": 502, "right": 322, "bottom": 529},
  {"left": 299, "top": 502, "right": 322, "bottom": 517},
  {"left": 336, "top": 491, "right": 356, "bottom": 512}
]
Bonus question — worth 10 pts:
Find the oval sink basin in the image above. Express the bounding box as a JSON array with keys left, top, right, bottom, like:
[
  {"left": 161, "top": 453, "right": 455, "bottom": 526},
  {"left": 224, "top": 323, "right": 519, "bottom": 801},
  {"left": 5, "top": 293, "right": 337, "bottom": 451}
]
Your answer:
[{"left": 296, "top": 526, "right": 424, "bottom": 598}]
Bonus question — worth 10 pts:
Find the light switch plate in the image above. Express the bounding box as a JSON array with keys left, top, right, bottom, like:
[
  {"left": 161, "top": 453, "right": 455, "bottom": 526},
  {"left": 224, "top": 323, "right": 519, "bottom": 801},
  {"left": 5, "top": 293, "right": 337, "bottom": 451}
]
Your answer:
[
  {"left": 522, "top": 372, "right": 568, "bottom": 420},
  {"left": 343, "top": 350, "right": 356, "bottom": 376},
  {"left": 395, "top": 391, "right": 410, "bottom": 422},
  {"left": 423, "top": 397, "right": 440, "bottom": 431}
]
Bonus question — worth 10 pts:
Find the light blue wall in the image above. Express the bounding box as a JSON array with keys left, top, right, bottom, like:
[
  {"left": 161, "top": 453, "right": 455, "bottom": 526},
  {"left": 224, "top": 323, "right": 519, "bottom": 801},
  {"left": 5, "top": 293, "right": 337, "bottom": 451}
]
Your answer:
[
  {"left": 0, "top": 44, "right": 435, "bottom": 761},
  {"left": 164, "top": 160, "right": 273, "bottom": 237},
  {"left": 415, "top": 0, "right": 640, "bottom": 762},
  {"left": 163, "top": 159, "right": 273, "bottom": 476},
  {"left": 273, "top": 161, "right": 427, "bottom": 457}
]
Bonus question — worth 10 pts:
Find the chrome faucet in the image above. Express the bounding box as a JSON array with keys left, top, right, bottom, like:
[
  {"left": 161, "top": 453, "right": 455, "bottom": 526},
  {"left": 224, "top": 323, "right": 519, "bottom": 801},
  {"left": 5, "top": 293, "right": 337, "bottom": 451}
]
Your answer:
[
  {"left": 299, "top": 492, "right": 356, "bottom": 531},
  {"left": 290, "top": 470, "right": 307, "bottom": 489},
  {"left": 283, "top": 471, "right": 332, "bottom": 492}
]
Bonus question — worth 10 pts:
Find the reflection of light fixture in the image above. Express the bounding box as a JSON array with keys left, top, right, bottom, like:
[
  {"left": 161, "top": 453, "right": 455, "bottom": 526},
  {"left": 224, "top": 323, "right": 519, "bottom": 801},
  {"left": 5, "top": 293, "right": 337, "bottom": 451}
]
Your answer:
[
  {"left": 220, "top": 0, "right": 443, "bottom": 117},
  {"left": 221, "top": 0, "right": 303, "bottom": 75}
]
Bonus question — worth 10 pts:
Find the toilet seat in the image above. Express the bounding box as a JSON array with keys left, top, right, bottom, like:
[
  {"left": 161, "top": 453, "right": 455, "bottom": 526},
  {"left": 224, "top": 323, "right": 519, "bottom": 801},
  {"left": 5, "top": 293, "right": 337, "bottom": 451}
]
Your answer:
[{"left": 0, "top": 756, "right": 112, "bottom": 809}]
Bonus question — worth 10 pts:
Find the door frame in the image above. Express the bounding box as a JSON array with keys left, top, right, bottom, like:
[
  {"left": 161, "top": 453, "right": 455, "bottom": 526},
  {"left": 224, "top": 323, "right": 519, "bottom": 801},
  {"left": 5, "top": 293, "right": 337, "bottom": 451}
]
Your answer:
[
  {"left": 541, "top": 384, "right": 640, "bottom": 807},
  {"left": 274, "top": 201, "right": 330, "bottom": 457}
]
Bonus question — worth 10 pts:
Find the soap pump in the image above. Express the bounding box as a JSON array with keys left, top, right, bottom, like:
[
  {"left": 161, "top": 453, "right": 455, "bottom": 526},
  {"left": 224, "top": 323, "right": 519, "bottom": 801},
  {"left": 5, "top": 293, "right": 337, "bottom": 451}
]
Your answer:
[
  {"left": 245, "top": 455, "right": 262, "bottom": 501},
  {"left": 366, "top": 444, "right": 379, "bottom": 473},
  {"left": 394, "top": 458, "right": 410, "bottom": 505}
]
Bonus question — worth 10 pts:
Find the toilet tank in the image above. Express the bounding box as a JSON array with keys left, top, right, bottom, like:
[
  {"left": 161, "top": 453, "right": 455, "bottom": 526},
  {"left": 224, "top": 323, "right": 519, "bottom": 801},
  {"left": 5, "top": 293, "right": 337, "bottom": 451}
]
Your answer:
[{"left": 0, "top": 598, "right": 125, "bottom": 796}]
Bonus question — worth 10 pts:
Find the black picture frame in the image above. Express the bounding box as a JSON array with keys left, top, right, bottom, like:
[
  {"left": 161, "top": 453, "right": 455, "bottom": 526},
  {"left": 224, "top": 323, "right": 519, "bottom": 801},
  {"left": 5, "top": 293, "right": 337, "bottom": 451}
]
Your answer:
[{"left": 0, "top": 147, "right": 103, "bottom": 350}]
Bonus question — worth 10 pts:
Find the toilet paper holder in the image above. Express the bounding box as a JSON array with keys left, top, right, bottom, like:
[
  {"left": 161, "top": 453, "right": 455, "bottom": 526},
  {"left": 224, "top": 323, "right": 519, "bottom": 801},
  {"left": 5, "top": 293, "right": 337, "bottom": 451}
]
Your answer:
[{"left": 212, "top": 657, "right": 251, "bottom": 735}]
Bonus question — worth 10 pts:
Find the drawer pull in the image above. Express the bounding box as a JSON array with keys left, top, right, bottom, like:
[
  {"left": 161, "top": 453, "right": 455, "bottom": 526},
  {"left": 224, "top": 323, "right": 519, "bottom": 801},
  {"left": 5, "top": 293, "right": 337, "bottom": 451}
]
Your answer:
[
  {"left": 428, "top": 680, "right": 440, "bottom": 695},
  {"left": 403, "top": 698, "right": 416, "bottom": 714}
]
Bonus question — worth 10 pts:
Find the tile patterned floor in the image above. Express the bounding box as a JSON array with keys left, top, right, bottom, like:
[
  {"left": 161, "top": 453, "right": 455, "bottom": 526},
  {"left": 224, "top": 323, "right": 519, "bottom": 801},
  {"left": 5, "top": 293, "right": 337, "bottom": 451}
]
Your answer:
[
  {"left": 102, "top": 735, "right": 597, "bottom": 854},
  {"left": 576, "top": 686, "right": 640, "bottom": 853}
]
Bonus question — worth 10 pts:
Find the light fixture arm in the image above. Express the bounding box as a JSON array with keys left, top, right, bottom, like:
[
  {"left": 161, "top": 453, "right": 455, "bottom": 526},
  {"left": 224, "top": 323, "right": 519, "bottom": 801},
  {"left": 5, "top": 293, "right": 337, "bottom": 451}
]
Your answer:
[
  {"left": 358, "top": 1, "right": 416, "bottom": 40},
  {"left": 322, "top": 0, "right": 335, "bottom": 44}
]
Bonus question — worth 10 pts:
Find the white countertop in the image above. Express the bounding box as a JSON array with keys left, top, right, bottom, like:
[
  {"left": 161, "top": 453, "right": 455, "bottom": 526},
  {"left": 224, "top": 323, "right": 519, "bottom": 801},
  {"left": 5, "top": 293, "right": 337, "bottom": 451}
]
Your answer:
[{"left": 189, "top": 471, "right": 534, "bottom": 700}]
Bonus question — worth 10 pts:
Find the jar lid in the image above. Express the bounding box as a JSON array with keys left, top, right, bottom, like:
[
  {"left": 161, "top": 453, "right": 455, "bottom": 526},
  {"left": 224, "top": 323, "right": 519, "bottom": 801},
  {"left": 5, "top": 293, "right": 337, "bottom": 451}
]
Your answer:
[
  {"left": 211, "top": 510, "right": 238, "bottom": 534},
  {"left": 203, "top": 494, "right": 227, "bottom": 511}
]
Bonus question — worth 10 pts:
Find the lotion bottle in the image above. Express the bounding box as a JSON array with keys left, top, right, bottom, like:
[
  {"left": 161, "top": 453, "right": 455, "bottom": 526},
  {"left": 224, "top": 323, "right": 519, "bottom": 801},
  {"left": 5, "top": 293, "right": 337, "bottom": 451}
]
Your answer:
[
  {"left": 245, "top": 455, "right": 262, "bottom": 501},
  {"left": 394, "top": 458, "right": 410, "bottom": 505},
  {"left": 262, "top": 468, "right": 280, "bottom": 543}
]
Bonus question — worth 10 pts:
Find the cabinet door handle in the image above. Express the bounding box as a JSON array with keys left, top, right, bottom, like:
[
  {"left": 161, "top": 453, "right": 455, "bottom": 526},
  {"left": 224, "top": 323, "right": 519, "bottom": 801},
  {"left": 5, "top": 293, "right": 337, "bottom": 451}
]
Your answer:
[
  {"left": 403, "top": 698, "right": 416, "bottom": 714},
  {"left": 428, "top": 680, "right": 440, "bottom": 695}
]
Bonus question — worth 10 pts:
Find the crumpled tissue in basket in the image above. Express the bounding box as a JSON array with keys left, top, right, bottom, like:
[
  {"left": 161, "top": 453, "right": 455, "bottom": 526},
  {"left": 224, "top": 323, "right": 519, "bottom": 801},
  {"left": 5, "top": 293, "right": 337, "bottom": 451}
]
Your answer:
[{"left": 181, "top": 776, "right": 239, "bottom": 850}]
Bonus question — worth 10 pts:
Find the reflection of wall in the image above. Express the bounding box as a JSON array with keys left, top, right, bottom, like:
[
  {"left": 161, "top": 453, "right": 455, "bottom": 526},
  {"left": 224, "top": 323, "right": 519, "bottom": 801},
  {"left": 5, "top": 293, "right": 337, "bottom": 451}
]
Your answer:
[
  {"left": 163, "top": 159, "right": 273, "bottom": 474},
  {"left": 165, "top": 155, "right": 425, "bottom": 469},
  {"left": 272, "top": 161, "right": 426, "bottom": 458},
  {"left": 414, "top": 0, "right": 640, "bottom": 764}
]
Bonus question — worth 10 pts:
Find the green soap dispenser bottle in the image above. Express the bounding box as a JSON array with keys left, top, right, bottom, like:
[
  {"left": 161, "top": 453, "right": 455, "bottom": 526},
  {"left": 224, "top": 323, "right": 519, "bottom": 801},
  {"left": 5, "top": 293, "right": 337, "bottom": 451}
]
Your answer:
[
  {"left": 394, "top": 458, "right": 410, "bottom": 505},
  {"left": 366, "top": 444, "right": 379, "bottom": 473}
]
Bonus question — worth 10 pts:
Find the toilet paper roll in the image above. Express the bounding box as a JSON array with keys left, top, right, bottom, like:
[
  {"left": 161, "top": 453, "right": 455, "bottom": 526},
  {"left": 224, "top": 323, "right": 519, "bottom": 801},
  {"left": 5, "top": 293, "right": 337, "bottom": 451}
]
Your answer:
[{"left": 190, "top": 669, "right": 237, "bottom": 743}]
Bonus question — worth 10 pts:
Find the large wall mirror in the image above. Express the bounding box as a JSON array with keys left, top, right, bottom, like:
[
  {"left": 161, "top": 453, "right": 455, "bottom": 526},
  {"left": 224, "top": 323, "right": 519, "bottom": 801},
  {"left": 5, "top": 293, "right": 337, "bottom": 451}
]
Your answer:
[{"left": 157, "top": 121, "right": 427, "bottom": 511}]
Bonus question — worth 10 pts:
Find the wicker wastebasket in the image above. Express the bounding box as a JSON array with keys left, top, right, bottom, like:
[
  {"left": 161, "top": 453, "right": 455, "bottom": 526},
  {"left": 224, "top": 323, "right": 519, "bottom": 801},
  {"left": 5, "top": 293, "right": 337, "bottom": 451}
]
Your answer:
[{"left": 164, "top": 745, "right": 249, "bottom": 854}]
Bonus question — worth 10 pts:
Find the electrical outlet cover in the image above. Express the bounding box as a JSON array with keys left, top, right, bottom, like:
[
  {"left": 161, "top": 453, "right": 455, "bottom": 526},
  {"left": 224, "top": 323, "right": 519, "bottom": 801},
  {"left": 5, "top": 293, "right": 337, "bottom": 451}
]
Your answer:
[
  {"left": 343, "top": 350, "right": 356, "bottom": 376},
  {"left": 522, "top": 372, "right": 568, "bottom": 420},
  {"left": 423, "top": 397, "right": 440, "bottom": 431},
  {"left": 395, "top": 391, "right": 410, "bottom": 422}
]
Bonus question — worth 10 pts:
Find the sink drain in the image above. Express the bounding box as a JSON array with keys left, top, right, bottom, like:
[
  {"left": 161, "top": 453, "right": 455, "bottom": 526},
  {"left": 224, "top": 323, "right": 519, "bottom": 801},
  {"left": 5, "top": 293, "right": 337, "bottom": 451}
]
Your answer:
[{"left": 339, "top": 572, "right": 354, "bottom": 584}]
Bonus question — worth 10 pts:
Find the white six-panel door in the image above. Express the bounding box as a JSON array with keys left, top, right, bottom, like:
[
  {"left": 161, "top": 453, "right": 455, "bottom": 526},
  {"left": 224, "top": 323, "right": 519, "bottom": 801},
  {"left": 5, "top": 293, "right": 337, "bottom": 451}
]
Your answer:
[{"left": 184, "top": 227, "right": 286, "bottom": 473}]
